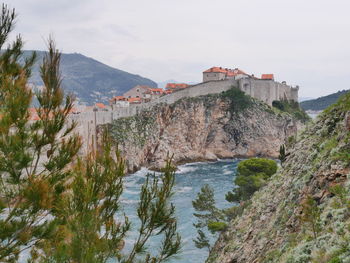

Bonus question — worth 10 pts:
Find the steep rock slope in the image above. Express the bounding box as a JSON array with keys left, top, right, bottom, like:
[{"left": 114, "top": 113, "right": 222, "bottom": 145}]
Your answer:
[
  {"left": 107, "top": 93, "right": 301, "bottom": 172},
  {"left": 208, "top": 94, "right": 350, "bottom": 262}
]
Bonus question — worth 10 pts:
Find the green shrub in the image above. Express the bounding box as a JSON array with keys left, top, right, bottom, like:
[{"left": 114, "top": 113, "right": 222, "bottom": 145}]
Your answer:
[
  {"left": 208, "top": 221, "right": 228, "bottom": 233},
  {"left": 272, "top": 99, "right": 310, "bottom": 123},
  {"left": 327, "top": 257, "right": 342, "bottom": 263},
  {"left": 226, "top": 158, "right": 277, "bottom": 202},
  {"left": 272, "top": 100, "right": 285, "bottom": 111},
  {"left": 237, "top": 158, "right": 278, "bottom": 178},
  {"left": 221, "top": 86, "right": 252, "bottom": 112}
]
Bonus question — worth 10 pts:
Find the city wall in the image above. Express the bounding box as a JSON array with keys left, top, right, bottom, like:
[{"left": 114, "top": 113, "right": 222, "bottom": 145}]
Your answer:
[{"left": 70, "top": 78, "right": 298, "bottom": 153}]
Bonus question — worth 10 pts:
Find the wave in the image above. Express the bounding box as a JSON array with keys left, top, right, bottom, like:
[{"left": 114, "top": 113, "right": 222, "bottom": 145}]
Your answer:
[
  {"left": 176, "top": 165, "right": 198, "bottom": 174},
  {"left": 175, "top": 186, "right": 193, "bottom": 193}
]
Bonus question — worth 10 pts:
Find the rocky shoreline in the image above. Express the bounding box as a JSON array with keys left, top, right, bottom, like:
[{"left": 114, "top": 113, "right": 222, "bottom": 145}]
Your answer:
[{"left": 102, "top": 94, "right": 303, "bottom": 173}]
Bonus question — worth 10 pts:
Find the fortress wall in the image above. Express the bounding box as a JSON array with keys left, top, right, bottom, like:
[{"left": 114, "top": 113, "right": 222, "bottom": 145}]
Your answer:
[
  {"left": 68, "top": 77, "right": 298, "bottom": 154},
  {"left": 240, "top": 79, "right": 276, "bottom": 105},
  {"left": 239, "top": 79, "right": 298, "bottom": 105}
]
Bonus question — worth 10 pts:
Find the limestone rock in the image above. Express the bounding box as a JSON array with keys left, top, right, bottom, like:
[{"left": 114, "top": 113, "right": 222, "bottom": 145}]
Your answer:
[
  {"left": 208, "top": 95, "right": 350, "bottom": 263},
  {"left": 106, "top": 95, "right": 301, "bottom": 172}
]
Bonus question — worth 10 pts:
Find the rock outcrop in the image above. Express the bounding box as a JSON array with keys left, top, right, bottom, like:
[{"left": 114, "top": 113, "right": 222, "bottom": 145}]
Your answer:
[
  {"left": 208, "top": 94, "right": 350, "bottom": 262},
  {"left": 105, "top": 93, "right": 301, "bottom": 172}
]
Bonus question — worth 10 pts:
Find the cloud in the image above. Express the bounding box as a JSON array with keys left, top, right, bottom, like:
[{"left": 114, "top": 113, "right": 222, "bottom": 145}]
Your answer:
[{"left": 3, "top": 0, "right": 350, "bottom": 97}]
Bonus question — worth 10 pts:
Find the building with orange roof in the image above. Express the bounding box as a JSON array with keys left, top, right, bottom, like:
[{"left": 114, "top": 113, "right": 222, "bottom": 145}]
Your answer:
[
  {"left": 127, "top": 97, "right": 142, "bottom": 104},
  {"left": 95, "top": 103, "right": 108, "bottom": 111},
  {"left": 165, "top": 83, "right": 189, "bottom": 92},
  {"left": 110, "top": 96, "right": 130, "bottom": 108},
  {"left": 261, "top": 74, "right": 274, "bottom": 80},
  {"left": 164, "top": 89, "right": 173, "bottom": 95},
  {"left": 144, "top": 88, "right": 165, "bottom": 100},
  {"left": 123, "top": 85, "right": 153, "bottom": 101},
  {"left": 203, "top": 67, "right": 250, "bottom": 82}
]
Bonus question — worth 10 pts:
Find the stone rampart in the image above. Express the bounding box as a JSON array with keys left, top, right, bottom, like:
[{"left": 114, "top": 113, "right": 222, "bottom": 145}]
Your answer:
[{"left": 71, "top": 77, "right": 298, "bottom": 153}]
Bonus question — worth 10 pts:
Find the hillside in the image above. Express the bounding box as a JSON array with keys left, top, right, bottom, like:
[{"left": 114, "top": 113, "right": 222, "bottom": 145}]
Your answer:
[
  {"left": 105, "top": 90, "right": 304, "bottom": 172},
  {"left": 22, "top": 50, "right": 157, "bottom": 105},
  {"left": 208, "top": 93, "right": 350, "bottom": 262},
  {"left": 300, "top": 89, "right": 349, "bottom": 111}
]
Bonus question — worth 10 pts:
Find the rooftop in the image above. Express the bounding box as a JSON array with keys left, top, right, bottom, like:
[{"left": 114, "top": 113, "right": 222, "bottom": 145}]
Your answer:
[
  {"left": 261, "top": 74, "right": 274, "bottom": 80},
  {"left": 165, "top": 83, "right": 189, "bottom": 89},
  {"left": 95, "top": 103, "right": 106, "bottom": 109},
  {"left": 203, "top": 67, "right": 249, "bottom": 77}
]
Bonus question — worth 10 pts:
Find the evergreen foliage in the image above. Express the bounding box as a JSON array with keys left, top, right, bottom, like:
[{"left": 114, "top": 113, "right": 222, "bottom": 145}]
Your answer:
[
  {"left": 192, "top": 184, "right": 225, "bottom": 252},
  {"left": 221, "top": 86, "right": 252, "bottom": 112},
  {"left": 193, "top": 159, "right": 277, "bottom": 252},
  {"left": 299, "top": 195, "right": 321, "bottom": 241},
  {"left": 272, "top": 99, "right": 310, "bottom": 122},
  {"left": 0, "top": 6, "right": 80, "bottom": 261},
  {"left": 226, "top": 158, "right": 277, "bottom": 203},
  {"left": 0, "top": 5, "right": 181, "bottom": 262},
  {"left": 278, "top": 144, "right": 289, "bottom": 166}
]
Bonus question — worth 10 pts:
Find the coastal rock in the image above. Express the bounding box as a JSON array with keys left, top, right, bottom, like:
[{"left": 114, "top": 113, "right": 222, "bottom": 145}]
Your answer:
[
  {"left": 105, "top": 94, "right": 301, "bottom": 172},
  {"left": 207, "top": 98, "right": 350, "bottom": 262}
]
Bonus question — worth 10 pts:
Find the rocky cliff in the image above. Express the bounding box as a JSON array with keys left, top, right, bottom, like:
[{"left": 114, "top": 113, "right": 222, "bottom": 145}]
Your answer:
[
  {"left": 106, "top": 92, "right": 302, "bottom": 172},
  {"left": 208, "top": 94, "right": 350, "bottom": 262}
]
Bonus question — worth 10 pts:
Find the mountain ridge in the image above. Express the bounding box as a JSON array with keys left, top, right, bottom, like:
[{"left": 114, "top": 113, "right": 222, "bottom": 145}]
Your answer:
[
  {"left": 300, "top": 89, "right": 349, "bottom": 111},
  {"left": 23, "top": 50, "right": 157, "bottom": 105}
]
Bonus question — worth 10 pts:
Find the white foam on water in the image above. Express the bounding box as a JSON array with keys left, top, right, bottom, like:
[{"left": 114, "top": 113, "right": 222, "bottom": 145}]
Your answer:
[
  {"left": 222, "top": 169, "right": 232, "bottom": 175},
  {"left": 175, "top": 186, "right": 192, "bottom": 193},
  {"left": 176, "top": 165, "right": 198, "bottom": 174}
]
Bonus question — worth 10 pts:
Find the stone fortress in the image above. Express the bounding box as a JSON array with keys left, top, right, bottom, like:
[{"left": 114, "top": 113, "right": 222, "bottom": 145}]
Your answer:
[
  {"left": 201, "top": 67, "right": 298, "bottom": 105},
  {"left": 66, "top": 66, "right": 299, "bottom": 152}
]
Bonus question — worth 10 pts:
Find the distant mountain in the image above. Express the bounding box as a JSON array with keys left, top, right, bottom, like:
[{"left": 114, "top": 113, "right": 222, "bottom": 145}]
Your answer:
[
  {"left": 23, "top": 50, "right": 157, "bottom": 105},
  {"left": 298, "top": 96, "right": 315, "bottom": 102},
  {"left": 300, "top": 90, "right": 349, "bottom": 111}
]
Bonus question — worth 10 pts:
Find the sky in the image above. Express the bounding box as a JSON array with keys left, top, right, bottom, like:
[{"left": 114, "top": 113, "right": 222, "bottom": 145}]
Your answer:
[{"left": 5, "top": 0, "right": 350, "bottom": 98}]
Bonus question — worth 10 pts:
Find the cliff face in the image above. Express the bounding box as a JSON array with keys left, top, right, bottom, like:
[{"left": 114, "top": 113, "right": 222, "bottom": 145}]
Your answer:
[
  {"left": 106, "top": 93, "right": 300, "bottom": 172},
  {"left": 208, "top": 94, "right": 350, "bottom": 263}
]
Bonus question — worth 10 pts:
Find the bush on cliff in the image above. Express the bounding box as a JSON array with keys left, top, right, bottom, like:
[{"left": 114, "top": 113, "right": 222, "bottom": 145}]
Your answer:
[
  {"left": 226, "top": 158, "right": 277, "bottom": 203},
  {"left": 272, "top": 99, "right": 310, "bottom": 122},
  {"left": 221, "top": 86, "right": 252, "bottom": 112}
]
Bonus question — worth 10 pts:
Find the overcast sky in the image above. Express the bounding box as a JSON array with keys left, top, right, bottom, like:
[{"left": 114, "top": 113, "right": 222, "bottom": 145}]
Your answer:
[{"left": 5, "top": 0, "right": 350, "bottom": 97}]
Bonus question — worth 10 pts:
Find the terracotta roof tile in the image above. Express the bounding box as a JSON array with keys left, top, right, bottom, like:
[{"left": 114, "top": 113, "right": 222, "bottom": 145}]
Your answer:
[
  {"left": 111, "top": 96, "right": 127, "bottom": 101},
  {"left": 165, "top": 83, "right": 189, "bottom": 90},
  {"left": 203, "top": 67, "right": 249, "bottom": 77},
  {"left": 95, "top": 103, "right": 106, "bottom": 109},
  {"left": 128, "top": 97, "right": 142, "bottom": 103},
  {"left": 261, "top": 74, "right": 274, "bottom": 80}
]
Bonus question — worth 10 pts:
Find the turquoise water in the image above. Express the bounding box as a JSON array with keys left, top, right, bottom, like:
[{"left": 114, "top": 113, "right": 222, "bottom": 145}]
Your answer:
[{"left": 121, "top": 160, "right": 240, "bottom": 263}]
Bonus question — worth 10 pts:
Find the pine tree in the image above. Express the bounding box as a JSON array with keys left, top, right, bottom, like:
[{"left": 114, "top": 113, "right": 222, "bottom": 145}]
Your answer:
[
  {"left": 278, "top": 144, "right": 289, "bottom": 166},
  {"left": 0, "top": 5, "right": 80, "bottom": 261},
  {"left": 192, "top": 184, "right": 225, "bottom": 252},
  {"left": 0, "top": 5, "right": 181, "bottom": 262},
  {"left": 299, "top": 195, "right": 321, "bottom": 241}
]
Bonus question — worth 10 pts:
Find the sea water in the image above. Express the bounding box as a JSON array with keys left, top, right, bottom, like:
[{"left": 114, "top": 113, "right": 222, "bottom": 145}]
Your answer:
[{"left": 121, "top": 159, "right": 240, "bottom": 263}]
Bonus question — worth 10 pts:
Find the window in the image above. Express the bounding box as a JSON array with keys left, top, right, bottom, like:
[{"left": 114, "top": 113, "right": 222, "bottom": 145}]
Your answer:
[{"left": 137, "top": 89, "right": 139, "bottom": 92}]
